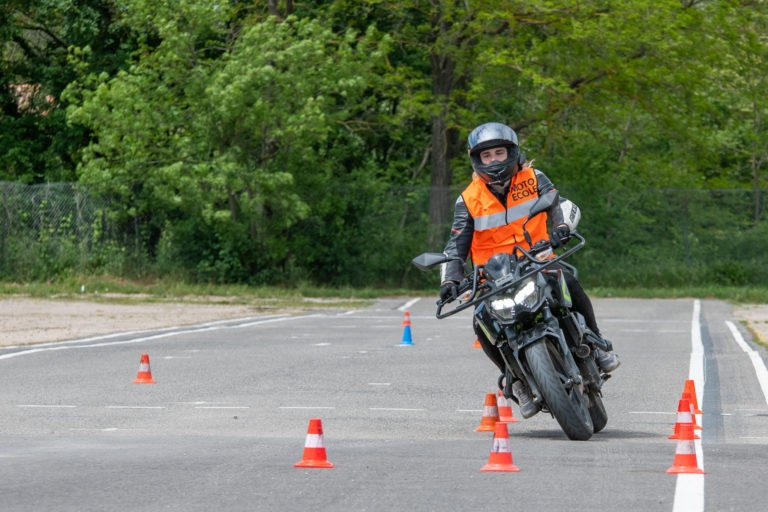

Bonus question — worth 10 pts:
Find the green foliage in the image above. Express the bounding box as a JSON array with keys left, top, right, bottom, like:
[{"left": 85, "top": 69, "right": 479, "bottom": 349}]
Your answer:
[{"left": 0, "top": 0, "right": 767, "bottom": 288}]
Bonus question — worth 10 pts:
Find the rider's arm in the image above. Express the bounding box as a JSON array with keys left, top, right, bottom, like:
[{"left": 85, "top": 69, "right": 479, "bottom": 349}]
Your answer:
[
  {"left": 535, "top": 169, "right": 566, "bottom": 228},
  {"left": 441, "top": 195, "right": 473, "bottom": 284}
]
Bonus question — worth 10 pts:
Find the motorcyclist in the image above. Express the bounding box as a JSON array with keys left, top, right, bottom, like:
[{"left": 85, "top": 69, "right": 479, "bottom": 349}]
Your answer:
[{"left": 440, "top": 121, "right": 619, "bottom": 417}]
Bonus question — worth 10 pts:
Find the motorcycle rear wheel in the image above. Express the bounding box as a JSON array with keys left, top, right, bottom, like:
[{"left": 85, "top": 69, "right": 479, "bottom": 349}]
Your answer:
[{"left": 526, "top": 338, "right": 593, "bottom": 441}]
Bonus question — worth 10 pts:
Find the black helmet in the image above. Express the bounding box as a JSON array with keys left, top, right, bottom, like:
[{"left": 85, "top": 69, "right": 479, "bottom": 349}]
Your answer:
[{"left": 467, "top": 122, "right": 520, "bottom": 185}]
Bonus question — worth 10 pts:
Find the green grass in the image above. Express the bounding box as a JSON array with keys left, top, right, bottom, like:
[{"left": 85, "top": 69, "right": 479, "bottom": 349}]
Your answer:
[
  {"left": 2, "top": 275, "right": 767, "bottom": 304},
  {"left": 0, "top": 274, "right": 426, "bottom": 310},
  {"left": 588, "top": 285, "right": 768, "bottom": 303}
]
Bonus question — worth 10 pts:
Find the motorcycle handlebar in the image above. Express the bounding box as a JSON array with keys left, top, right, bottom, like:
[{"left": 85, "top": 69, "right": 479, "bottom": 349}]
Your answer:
[{"left": 435, "top": 233, "right": 585, "bottom": 319}]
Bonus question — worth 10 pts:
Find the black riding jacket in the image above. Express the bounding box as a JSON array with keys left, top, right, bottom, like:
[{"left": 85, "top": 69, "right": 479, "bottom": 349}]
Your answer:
[{"left": 440, "top": 168, "right": 565, "bottom": 284}]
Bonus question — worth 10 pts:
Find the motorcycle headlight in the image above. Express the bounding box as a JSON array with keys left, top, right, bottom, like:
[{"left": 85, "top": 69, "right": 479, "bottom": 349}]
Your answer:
[{"left": 489, "top": 279, "right": 538, "bottom": 320}]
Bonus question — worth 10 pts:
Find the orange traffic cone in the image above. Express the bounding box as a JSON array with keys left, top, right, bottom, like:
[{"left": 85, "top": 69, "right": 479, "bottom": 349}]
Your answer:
[
  {"left": 132, "top": 353, "right": 156, "bottom": 384},
  {"left": 669, "top": 397, "right": 699, "bottom": 440},
  {"left": 684, "top": 379, "right": 703, "bottom": 414},
  {"left": 666, "top": 423, "right": 705, "bottom": 474},
  {"left": 473, "top": 338, "right": 482, "bottom": 348},
  {"left": 475, "top": 393, "right": 500, "bottom": 432},
  {"left": 295, "top": 418, "right": 334, "bottom": 468},
  {"left": 682, "top": 391, "right": 702, "bottom": 431},
  {"left": 497, "top": 389, "right": 519, "bottom": 423},
  {"left": 481, "top": 421, "right": 520, "bottom": 472}
]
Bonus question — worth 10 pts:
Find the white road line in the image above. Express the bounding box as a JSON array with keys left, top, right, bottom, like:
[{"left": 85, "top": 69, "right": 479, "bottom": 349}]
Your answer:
[
  {"left": 398, "top": 298, "right": 421, "bottom": 311},
  {"left": 0, "top": 315, "right": 295, "bottom": 360},
  {"left": 369, "top": 407, "right": 424, "bottom": 412},
  {"left": 105, "top": 406, "right": 166, "bottom": 409},
  {"left": 195, "top": 406, "right": 250, "bottom": 410},
  {"left": 673, "top": 299, "right": 705, "bottom": 512},
  {"left": 17, "top": 404, "right": 76, "bottom": 408},
  {"left": 367, "top": 383, "right": 391, "bottom": 386},
  {"left": 279, "top": 406, "right": 336, "bottom": 410},
  {"left": 725, "top": 320, "right": 768, "bottom": 405}
]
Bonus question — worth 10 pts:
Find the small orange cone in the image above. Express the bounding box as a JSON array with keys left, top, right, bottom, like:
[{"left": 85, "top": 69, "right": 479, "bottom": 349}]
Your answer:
[
  {"left": 475, "top": 393, "right": 500, "bottom": 432},
  {"left": 666, "top": 423, "right": 705, "bottom": 474},
  {"left": 684, "top": 379, "right": 703, "bottom": 414},
  {"left": 294, "top": 418, "right": 334, "bottom": 468},
  {"left": 481, "top": 421, "right": 520, "bottom": 472},
  {"left": 682, "top": 391, "right": 702, "bottom": 431},
  {"left": 132, "top": 353, "right": 156, "bottom": 384},
  {"left": 473, "top": 338, "right": 482, "bottom": 348},
  {"left": 669, "top": 397, "right": 699, "bottom": 440},
  {"left": 497, "top": 389, "right": 519, "bottom": 423}
]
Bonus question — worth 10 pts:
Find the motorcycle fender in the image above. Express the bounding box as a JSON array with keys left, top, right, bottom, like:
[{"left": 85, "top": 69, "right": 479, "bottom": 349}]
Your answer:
[
  {"left": 516, "top": 323, "right": 560, "bottom": 351},
  {"left": 518, "top": 322, "right": 582, "bottom": 385}
]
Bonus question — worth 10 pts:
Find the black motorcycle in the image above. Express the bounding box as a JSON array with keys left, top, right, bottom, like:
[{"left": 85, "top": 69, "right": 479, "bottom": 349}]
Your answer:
[{"left": 412, "top": 191, "right": 610, "bottom": 440}]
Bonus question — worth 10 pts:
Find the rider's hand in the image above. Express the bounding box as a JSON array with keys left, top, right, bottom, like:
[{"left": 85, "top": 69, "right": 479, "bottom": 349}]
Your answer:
[
  {"left": 549, "top": 225, "right": 571, "bottom": 249},
  {"left": 440, "top": 281, "right": 458, "bottom": 302}
]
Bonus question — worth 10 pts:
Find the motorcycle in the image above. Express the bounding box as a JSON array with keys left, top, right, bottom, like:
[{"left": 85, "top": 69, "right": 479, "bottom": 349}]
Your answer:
[{"left": 412, "top": 191, "right": 611, "bottom": 440}]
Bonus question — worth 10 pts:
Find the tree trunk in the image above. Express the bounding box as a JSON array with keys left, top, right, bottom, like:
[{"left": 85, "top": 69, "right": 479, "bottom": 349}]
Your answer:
[{"left": 427, "top": 45, "right": 457, "bottom": 249}]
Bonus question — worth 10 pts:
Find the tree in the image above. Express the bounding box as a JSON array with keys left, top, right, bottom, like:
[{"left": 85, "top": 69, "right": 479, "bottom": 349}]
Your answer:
[
  {"left": 66, "top": 1, "right": 389, "bottom": 281},
  {"left": 0, "top": 0, "right": 134, "bottom": 182}
]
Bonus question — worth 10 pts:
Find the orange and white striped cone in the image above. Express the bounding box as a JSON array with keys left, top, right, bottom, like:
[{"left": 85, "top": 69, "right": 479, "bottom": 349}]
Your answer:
[
  {"left": 682, "top": 391, "right": 702, "bottom": 431},
  {"left": 666, "top": 423, "right": 705, "bottom": 474},
  {"left": 294, "top": 418, "right": 334, "bottom": 468},
  {"left": 132, "top": 353, "right": 156, "bottom": 384},
  {"left": 684, "top": 379, "right": 703, "bottom": 414},
  {"left": 497, "top": 389, "right": 519, "bottom": 423},
  {"left": 669, "top": 397, "right": 699, "bottom": 440},
  {"left": 475, "top": 393, "right": 500, "bottom": 432},
  {"left": 481, "top": 421, "right": 520, "bottom": 472}
]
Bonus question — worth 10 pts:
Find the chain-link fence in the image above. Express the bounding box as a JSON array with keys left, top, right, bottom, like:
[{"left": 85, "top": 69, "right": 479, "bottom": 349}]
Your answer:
[
  {"left": 1, "top": 181, "right": 766, "bottom": 286},
  {"left": 0, "top": 182, "right": 122, "bottom": 279}
]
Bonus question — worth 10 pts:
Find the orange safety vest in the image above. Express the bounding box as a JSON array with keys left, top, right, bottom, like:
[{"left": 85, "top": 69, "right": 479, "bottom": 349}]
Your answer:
[{"left": 461, "top": 167, "right": 550, "bottom": 265}]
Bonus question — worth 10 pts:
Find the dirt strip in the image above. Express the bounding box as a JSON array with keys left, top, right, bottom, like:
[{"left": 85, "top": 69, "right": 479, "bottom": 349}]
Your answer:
[{"left": 2, "top": 297, "right": 767, "bottom": 348}]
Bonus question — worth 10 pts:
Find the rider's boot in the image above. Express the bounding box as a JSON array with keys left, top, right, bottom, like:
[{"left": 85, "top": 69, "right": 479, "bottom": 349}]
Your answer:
[
  {"left": 512, "top": 380, "right": 541, "bottom": 418},
  {"left": 594, "top": 344, "right": 620, "bottom": 373}
]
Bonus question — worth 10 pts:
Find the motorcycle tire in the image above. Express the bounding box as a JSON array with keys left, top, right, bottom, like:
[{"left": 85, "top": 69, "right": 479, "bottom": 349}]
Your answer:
[
  {"left": 588, "top": 392, "right": 608, "bottom": 433},
  {"left": 526, "top": 338, "right": 593, "bottom": 441}
]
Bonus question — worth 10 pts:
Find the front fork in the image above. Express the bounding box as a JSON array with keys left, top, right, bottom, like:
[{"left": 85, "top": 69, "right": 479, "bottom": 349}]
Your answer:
[{"left": 498, "top": 305, "right": 583, "bottom": 402}]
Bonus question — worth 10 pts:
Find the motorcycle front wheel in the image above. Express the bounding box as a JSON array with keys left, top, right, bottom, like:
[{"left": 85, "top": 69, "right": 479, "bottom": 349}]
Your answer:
[{"left": 526, "top": 338, "right": 593, "bottom": 441}]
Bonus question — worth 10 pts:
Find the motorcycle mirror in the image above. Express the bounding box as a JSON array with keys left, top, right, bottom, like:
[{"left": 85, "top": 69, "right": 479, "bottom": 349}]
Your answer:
[
  {"left": 411, "top": 252, "right": 451, "bottom": 271},
  {"left": 522, "top": 190, "right": 559, "bottom": 246}
]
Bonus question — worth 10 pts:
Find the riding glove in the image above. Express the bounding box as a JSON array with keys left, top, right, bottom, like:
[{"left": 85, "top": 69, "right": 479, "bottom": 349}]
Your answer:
[
  {"left": 440, "top": 281, "right": 458, "bottom": 302},
  {"left": 549, "top": 225, "right": 571, "bottom": 248}
]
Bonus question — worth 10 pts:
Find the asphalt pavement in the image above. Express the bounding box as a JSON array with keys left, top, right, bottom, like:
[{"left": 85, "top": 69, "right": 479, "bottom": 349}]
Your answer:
[{"left": 1, "top": 297, "right": 767, "bottom": 511}]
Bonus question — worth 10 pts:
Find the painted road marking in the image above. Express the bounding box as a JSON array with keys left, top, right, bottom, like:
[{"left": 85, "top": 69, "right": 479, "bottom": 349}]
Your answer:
[
  {"left": 105, "top": 406, "right": 166, "bottom": 409},
  {"left": 369, "top": 407, "right": 424, "bottom": 412},
  {"left": 725, "top": 320, "right": 768, "bottom": 405},
  {"left": 17, "top": 404, "right": 76, "bottom": 408},
  {"left": 672, "top": 299, "right": 704, "bottom": 512},
  {"left": 398, "top": 298, "right": 421, "bottom": 311}
]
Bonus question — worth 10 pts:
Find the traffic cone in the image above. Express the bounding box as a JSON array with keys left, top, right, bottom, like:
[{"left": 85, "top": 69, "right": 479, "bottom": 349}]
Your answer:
[
  {"left": 666, "top": 423, "right": 705, "bottom": 474},
  {"left": 684, "top": 379, "right": 703, "bottom": 414},
  {"left": 669, "top": 397, "right": 699, "bottom": 440},
  {"left": 132, "top": 353, "right": 156, "bottom": 384},
  {"left": 475, "top": 393, "right": 500, "bottom": 432},
  {"left": 481, "top": 421, "right": 520, "bottom": 472},
  {"left": 294, "top": 418, "right": 334, "bottom": 468},
  {"left": 473, "top": 338, "right": 481, "bottom": 348},
  {"left": 400, "top": 311, "right": 413, "bottom": 346},
  {"left": 682, "top": 391, "right": 702, "bottom": 431},
  {"left": 497, "top": 389, "right": 519, "bottom": 423}
]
